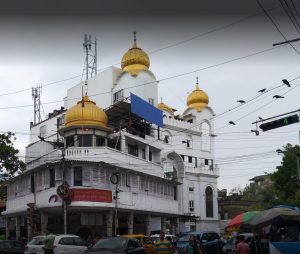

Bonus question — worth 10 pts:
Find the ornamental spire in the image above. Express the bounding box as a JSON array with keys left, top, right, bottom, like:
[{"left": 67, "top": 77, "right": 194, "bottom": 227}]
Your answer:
[{"left": 133, "top": 30, "right": 137, "bottom": 47}]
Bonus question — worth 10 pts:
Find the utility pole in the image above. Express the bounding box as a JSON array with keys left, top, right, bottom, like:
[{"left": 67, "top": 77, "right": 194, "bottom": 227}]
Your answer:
[
  {"left": 61, "top": 148, "right": 67, "bottom": 234},
  {"left": 110, "top": 173, "right": 121, "bottom": 236},
  {"left": 38, "top": 136, "right": 67, "bottom": 233}
]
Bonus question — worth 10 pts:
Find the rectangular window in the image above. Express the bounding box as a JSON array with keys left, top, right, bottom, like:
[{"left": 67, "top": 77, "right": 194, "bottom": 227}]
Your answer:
[
  {"left": 205, "top": 159, "right": 209, "bottom": 166},
  {"left": 189, "top": 200, "right": 194, "bottom": 212},
  {"left": 142, "top": 149, "right": 146, "bottom": 159},
  {"left": 40, "top": 125, "right": 46, "bottom": 137},
  {"left": 113, "top": 89, "right": 124, "bottom": 103},
  {"left": 188, "top": 156, "right": 193, "bottom": 163},
  {"left": 128, "top": 144, "right": 139, "bottom": 157},
  {"left": 148, "top": 98, "right": 154, "bottom": 105},
  {"left": 49, "top": 168, "right": 55, "bottom": 188},
  {"left": 173, "top": 186, "right": 177, "bottom": 200},
  {"left": 79, "top": 135, "right": 93, "bottom": 147},
  {"left": 66, "top": 136, "right": 74, "bottom": 147},
  {"left": 189, "top": 187, "right": 194, "bottom": 192},
  {"left": 96, "top": 136, "right": 106, "bottom": 146},
  {"left": 30, "top": 175, "right": 35, "bottom": 193},
  {"left": 149, "top": 151, "right": 153, "bottom": 161},
  {"left": 74, "top": 167, "right": 83, "bottom": 186}
]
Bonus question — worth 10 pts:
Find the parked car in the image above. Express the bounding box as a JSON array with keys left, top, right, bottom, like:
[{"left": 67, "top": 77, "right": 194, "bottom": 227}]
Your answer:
[
  {"left": 175, "top": 231, "right": 223, "bottom": 254},
  {"left": 122, "top": 234, "right": 155, "bottom": 254},
  {"left": 24, "top": 236, "right": 45, "bottom": 254},
  {"left": 84, "top": 236, "right": 146, "bottom": 254},
  {"left": 52, "top": 235, "right": 88, "bottom": 254},
  {"left": 0, "top": 240, "right": 25, "bottom": 254},
  {"left": 222, "top": 233, "right": 254, "bottom": 254},
  {"left": 150, "top": 234, "right": 177, "bottom": 243}
]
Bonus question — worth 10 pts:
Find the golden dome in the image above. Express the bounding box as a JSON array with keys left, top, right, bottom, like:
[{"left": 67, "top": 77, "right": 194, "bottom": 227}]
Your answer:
[
  {"left": 63, "top": 95, "right": 111, "bottom": 131},
  {"left": 121, "top": 33, "right": 150, "bottom": 76},
  {"left": 158, "top": 102, "right": 174, "bottom": 115},
  {"left": 187, "top": 83, "right": 209, "bottom": 112}
]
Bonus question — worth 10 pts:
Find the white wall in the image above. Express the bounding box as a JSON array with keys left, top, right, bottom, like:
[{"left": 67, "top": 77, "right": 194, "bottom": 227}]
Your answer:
[
  {"left": 66, "top": 66, "right": 122, "bottom": 109},
  {"left": 114, "top": 70, "right": 158, "bottom": 106}
]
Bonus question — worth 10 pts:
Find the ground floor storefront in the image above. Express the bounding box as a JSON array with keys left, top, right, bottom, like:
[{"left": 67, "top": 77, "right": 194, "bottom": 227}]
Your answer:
[{"left": 5, "top": 206, "right": 181, "bottom": 241}]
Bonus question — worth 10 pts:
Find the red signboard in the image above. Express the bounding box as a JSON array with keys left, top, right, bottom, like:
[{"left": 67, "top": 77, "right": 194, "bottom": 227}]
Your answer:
[{"left": 71, "top": 188, "right": 112, "bottom": 203}]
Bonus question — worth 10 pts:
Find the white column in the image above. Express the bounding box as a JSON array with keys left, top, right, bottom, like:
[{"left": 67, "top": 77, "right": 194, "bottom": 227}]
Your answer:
[
  {"left": 145, "top": 214, "right": 151, "bottom": 236},
  {"left": 120, "top": 135, "right": 126, "bottom": 152},
  {"left": 106, "top": 210, "right": 113, "bottom": 237},
  {"left": 127, "top": 212, "right": 134, "bottom": 234}
]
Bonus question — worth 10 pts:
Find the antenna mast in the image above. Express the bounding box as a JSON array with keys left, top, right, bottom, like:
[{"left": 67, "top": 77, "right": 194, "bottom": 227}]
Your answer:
[
  {"left": 32, "top": 85, "right": 42, "bottom": 124},
  {"left": 83, "top": 34, "right": 97, "bottom": 85}
]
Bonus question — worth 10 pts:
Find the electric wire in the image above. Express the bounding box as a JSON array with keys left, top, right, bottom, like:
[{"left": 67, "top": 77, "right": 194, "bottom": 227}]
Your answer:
[
  {"left": 0, "top": 45, "right": 289, "bottom": 111},
  {"left": 278, "top": 0, "right": 300, "bottom": 33},
  {"left": 256, "top": 0, "right": 300, "bottom": 55},
  {"left": 0, "top": 5, "right": 282, "bottom": 98}
]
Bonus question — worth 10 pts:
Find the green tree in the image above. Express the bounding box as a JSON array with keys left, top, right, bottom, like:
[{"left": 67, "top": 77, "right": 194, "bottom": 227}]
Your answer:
[
  {"left": 270, "top": 143, "right": 300, "bottom": 206},
  {"left": 0, "top": 132, "right": 25, "bottom": 199}
]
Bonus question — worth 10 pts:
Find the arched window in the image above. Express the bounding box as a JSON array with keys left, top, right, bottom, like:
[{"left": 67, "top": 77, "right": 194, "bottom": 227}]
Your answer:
[
  {"left": 162, "top": 131, "right": 172, "bottom": 145},
  {"left": 205, "top": 186, "right": 213, "bottom": 217},
  {"left": 201, "top": 122, "right": 211, "bottom": 151},
  {"left": 184, "top": 135, "right": 192, "bottom": 148}
]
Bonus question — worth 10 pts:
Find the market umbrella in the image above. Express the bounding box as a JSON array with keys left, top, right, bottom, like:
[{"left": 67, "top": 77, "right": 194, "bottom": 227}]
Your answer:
[
  {"left": 243, "top": 207, "right": 300, "bottom": 229},
  {"left": 227, "top": 211, "right": 260, "bottom": 230}
]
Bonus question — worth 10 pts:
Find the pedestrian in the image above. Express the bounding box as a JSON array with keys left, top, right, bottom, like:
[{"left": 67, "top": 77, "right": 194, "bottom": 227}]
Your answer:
[
  {"left": 235, "top": 235, "right": 250, "bottom": 254},
  {"left": 43, "top": 230, "right": 56, "bottom": 254},
  {"left": 154, "top": 231, "right": 172, "bottom": 254},
  {"left": 184, "top": 235, "right": 202, "bottom": 254}
]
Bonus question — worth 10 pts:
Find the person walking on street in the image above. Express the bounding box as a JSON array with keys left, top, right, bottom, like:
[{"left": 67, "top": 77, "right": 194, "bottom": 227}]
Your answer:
[
  {"left": 43, "top": 230, "right": 56, "bottom": 254},
  {"left": 235, "top": 235, "right": 250, "bottom": 254},
  {"left": 154, "top": 231, "right": 172, "bottom": 254},
  {"left": 185, "top": 235, "right": 202, "bottom": 254}
]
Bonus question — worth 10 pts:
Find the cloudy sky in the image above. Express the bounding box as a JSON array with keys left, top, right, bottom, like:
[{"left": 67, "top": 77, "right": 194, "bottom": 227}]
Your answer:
[{"left": 0, "top": 0, "right": 300, "bottom": 191}]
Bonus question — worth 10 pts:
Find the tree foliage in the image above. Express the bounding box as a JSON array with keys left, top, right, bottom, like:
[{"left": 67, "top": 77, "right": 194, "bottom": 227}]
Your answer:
[
  {"left": 241, "top": 144, "right": 300, "bottom": 209},
  {"left": 270, "top": 143, "right": 300, "bottom": 206},
  {"left": 0, "top": 132, "right": 25, "bottom": 176},
  {"left": 0, "top": 132, "right": 25, "bottom": 199}
]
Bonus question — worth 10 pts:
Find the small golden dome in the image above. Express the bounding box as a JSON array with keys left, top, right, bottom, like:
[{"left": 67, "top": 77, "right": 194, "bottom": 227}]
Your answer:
[
  {"left": 63, "top": 95, "right": 111, "bottom": 131},
  {"left": 187, "top": 83, "right": 209, "bottom": 112},
  {"left": 158, "top": 102, "right": 174, "bottom": 115},
  {"left": 121, "top": 32, "right": 150, "bottom": 76}
]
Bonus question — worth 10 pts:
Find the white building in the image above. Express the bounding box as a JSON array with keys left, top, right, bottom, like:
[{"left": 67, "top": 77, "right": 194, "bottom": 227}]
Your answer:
[{"left": 4, "top": 35, "right": 219, "bottom": 240}]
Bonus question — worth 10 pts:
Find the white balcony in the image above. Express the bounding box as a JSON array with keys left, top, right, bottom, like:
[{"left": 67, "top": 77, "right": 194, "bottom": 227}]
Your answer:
[
  {"left": 27, "top": 146, "right": 164, "bottom": 178},
  {"left": 184, "top": 162, "right": 219, "bottom": 177}
]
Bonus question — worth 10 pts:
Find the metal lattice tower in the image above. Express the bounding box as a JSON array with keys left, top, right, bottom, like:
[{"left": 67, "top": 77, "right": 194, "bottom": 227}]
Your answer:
[
  {"left": 83, "top": 34, "right": 97, "bottom": 86},
  {"left": 32, "top": 85, "right": 42, "bottom": 124}
]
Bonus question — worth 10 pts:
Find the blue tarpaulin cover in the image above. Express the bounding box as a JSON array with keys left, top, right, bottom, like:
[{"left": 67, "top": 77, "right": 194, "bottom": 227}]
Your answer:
[{"left": 130, "top": 93, "right": 163, "bottom": 127}]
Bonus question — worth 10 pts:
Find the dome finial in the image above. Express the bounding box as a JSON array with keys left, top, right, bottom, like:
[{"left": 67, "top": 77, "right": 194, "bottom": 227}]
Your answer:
[
  {"left": 196, "top": 76, "right": 199, "bottom": 90},
  {"left": 133, "top": 30, "right": 137, "bottom": 47},
  {"left": 160, "top": 97, "right": 163, "bottom": 103}
]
